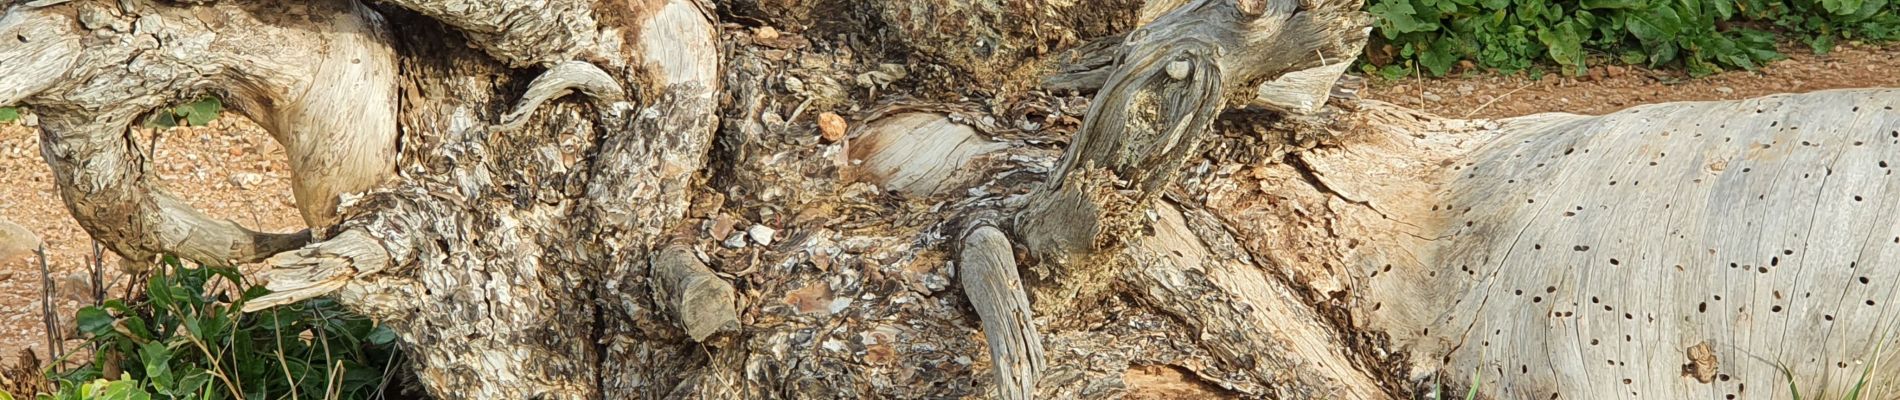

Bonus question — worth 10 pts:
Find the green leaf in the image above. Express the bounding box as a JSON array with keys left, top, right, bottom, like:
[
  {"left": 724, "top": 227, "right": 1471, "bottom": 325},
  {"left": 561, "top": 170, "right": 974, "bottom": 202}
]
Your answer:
[
  {"left": 367, "top": 326, "right": 398, "bottom": 345},
  {"left": 0, "top": 108, "right": 18, "bottom": 123},
  {"left": 145, "top": 113, "right": 180, "bottom": 129},
  {"left": 1808, "top": 34, "right": 1837, "bottom": 54},
  {"left": 1581, "top": 0, "right": 1645, "bottom": 9},
  {"left": 1710, "top": 0, "right": 1736, "bottom": 19},
  {"left": 1370, "top": 1, "right": 1438, "bottom": 36},
  {"left": 1539, "top": 21, "right": 1587, "bottom": 73},
  {"left": 174, "top": 369, "right": 211, "bottom": 400},
  {"left": 1420, "top": 41, "right": 1461, "bottom": 76},
  {"left": 1378, "top": 64, "right": 1413, "bottom": 80},
  {"left": 76, "top": 307, "right": 116, "bottom": 337},
  {"left": 139, "top": 342, "right": 175, "bottom": 391},
  {"left": 179, "top": 98, "right": 221, "bottom": 127}
]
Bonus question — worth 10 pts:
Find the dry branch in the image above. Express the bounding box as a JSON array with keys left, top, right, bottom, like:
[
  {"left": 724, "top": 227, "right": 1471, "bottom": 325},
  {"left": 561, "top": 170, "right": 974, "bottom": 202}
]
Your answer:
[{"left": 959, "top": 223, "right": 1046, "bottom": 400}]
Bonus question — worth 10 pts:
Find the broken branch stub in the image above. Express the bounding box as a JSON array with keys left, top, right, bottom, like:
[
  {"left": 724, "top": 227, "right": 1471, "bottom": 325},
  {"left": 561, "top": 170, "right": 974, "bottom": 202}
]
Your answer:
[
  {"left": 651, "top": 244, "right": 738, "bottom": 342},
  {"left": 959, "top": 223, "right": 1046, "bottom": 400},
  {"left": 1013, "top": 14, "right": 1226, "bottom": 316}
]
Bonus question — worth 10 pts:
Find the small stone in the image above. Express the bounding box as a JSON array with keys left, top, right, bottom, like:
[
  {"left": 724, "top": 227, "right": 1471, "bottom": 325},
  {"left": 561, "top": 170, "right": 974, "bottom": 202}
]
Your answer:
[
  {"left": 708, "top": 215, "right": 736, "bottom": 240},
  {"left": 818, "top": 112, "right": 847, "bottom": 143},
  {"left": 0, "top": 218, "right": 40, "bottom": 265},
  {"left": 1587, "top": 67, "right": 1605, "bottom": 81},
  {"left": 1421, "top": 92, "right": 1443, "bottom": 102},
  {"left": 229, "top": 172, "right": 264, "bottom": 190},
  {"left": 1715, "top": 87, "right": 1735, "bottom": 95},
  {"left": 723, "top": 233, "right": 748, "bottom": 249},
  {"left": 755, "top": 26, "right": 780, "bottom": 41},
  {"left": 1457, "top": 84, "right": 1475, "bottom": 96},
  {"left": 0, "top": 271, "right": 13, "bottom": 283},
  {"left": 748, "top": 225, "right": 777, "bottom": 246},
  {"left": 1606, "top": 65, "right": 1627, "bottom": 78}
]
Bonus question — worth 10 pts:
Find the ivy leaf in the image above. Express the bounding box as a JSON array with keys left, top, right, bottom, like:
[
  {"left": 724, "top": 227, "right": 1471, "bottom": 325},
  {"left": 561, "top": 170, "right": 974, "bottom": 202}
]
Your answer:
[{"left": 1420, "top": 41, "right": 1460, "bottom": 75}]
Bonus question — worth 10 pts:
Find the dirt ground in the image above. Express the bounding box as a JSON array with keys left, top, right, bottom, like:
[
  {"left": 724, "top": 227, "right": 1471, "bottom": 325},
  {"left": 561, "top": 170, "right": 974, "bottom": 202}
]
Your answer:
[
  {"left": 0, "top": 121, "right": 303, "bottom": 367},
  {"left": 1, "top": 41, "right": 1896, "bottom": 396},
  {"left": 1363, "top": 42, "right": 1900, "bottom": 120}
]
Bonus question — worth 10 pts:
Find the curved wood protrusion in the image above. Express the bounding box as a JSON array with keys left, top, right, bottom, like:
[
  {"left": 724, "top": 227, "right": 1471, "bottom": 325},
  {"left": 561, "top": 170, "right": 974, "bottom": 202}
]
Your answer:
[
  {"left": 960, "top": 223, "right": 1046, "bottom": 400},
  {"left": 3, "top": 0, "right": 399, "bottom": 265}
]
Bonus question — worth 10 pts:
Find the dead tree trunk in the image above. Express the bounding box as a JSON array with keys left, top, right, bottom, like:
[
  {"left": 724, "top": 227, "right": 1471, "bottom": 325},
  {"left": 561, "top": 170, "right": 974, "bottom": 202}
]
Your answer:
[{"left": 8, "top": 0, "right": 1900, "bottom": 399}]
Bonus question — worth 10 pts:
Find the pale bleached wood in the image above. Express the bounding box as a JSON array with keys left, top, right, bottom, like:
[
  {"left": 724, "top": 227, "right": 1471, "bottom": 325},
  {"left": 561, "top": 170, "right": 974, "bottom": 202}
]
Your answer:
[
  {"left": 960, "top": 224, "right": 1046, "bottom": 400},
  {"left": 494, "top": 60, "right": 626, "bottom": 133},
  {"left": 1321, "top": 89, "right": 1900, "bottom": 399},
  {"left": 851, "top": 113, "right": 1011, "bottom": 197}
]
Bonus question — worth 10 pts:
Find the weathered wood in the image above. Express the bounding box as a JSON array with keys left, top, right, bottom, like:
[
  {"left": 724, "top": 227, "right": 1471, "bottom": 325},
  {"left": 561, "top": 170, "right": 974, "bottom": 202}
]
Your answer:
[
  {"left": 850, "top": 113, "right": 1011, "bottom": 197},
  {"left": 959, "top": 224, "right": 1046, "bottom": 400},
  {"left": 494, "top": 60, "right": 626, "bottom": 133},
  {"left": 5, "top": 0, "right": 396, "bottom": 264},
  {"left": 1128, "top": 201, "right": 1389, "bottom": 398},
  {"left": 1016, "top": 0, "right": 1369, "bottom": 316},
  {"left": 651, "top": 243, "right": 739, "bottom": 342},
  {"left": 21, "top": 0, "right": 1900, "bottom": 399},
  {"left": 1352, "top": 89, "right": 1900, "bottom": 399}
]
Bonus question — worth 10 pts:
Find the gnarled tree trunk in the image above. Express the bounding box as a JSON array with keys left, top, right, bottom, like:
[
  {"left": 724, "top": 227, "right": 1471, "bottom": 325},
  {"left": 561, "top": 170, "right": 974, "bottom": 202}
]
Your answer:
[{"left": 6, "top": 0, "right": 1900, "bottom": 399}]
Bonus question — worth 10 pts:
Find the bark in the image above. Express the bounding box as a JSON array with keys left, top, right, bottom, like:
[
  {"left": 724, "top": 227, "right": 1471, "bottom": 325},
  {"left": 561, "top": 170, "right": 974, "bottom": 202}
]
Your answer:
[{"left": 9, "top": 0, "right": 1900, "bottom": 399}]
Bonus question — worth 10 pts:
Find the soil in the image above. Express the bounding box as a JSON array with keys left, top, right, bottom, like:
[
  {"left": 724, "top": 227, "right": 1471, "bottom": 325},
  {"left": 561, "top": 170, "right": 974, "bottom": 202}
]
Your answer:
[
  {"left": 1, "top": 41, "right": 1896, "bottom": 397},
  {"left": 1362, "top": 42, "right": 1900, "bottom": 120}
]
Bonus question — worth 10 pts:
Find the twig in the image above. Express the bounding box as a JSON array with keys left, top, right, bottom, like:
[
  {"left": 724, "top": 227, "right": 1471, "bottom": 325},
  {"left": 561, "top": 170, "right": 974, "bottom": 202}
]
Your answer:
[
  {"left": 785, "top": 97, "right": 817, "bottom": 129},
  {"left": 89, "top": 241, "right": 104, "bottom": 306},
  {"left": 37, "top": 245, "right": 63, "bottom": 366},
  {"left": 177, "top": 303, "right": 245, "bottom": 398},
  {"left": 1463, "top": 82, "right": 1535, "bottom": 119},
  {"left": 326, "top": 360, "right": 345, "bottom": 400},
  {"left": 370, "top": 346, "right": 401, "bottom": 400},
  {"left": 273, "top": 312, "right": 302, "bottom": 400}
]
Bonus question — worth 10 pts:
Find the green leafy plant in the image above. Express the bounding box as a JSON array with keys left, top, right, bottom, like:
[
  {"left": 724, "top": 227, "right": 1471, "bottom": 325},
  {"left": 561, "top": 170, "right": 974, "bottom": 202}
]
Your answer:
[
  {"left": 39, "top": 375, "right": 151, "bottom": 400},
  {"left": 48, "top": 256, "right": 404, "bottom": 400},
  {"left": 0, "top": 107, "right": 19, "bottom": 124},
  {"left": 1364, "top": 0, "right": 1895, "bottom": 78},
  {"left": 144, "top": 98, "right": 223, "bottom": 128}
]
